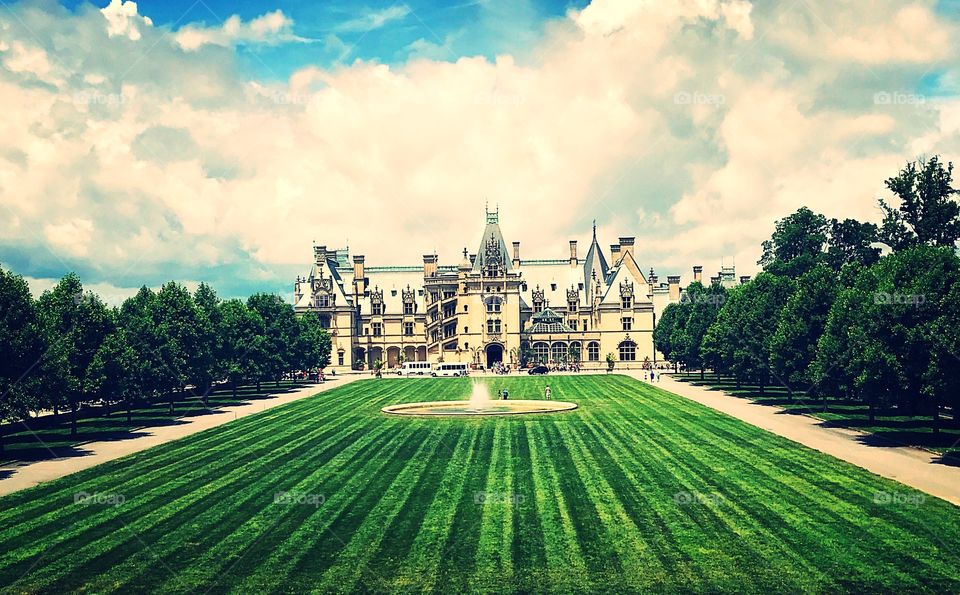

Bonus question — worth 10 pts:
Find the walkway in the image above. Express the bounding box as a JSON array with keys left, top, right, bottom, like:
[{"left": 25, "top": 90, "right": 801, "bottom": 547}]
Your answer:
[
  {"left": 0, "top": 375, "right": 364, "bottom": 497},
  {"left": 628, "top": 372, "right": 960, "bottom": 506}
]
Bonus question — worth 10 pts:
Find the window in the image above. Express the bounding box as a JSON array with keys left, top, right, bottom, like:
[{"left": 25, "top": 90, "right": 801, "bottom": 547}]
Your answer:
[
  {"left": 464, "top": 327, "right": 468, "bottom": 333},
  {"left": 404, "top": 322, "right": 414, "bottom": 336},
  {"left": 569, "top": 302, "right": 577, "bottom": 313},
  {"left": 372, "top": 303, "right": 383, "bottom": 316},
  {"left": 622, "top": 296, "right": 633, "bottom": 309},
  {"left": 404, "top": 302, "right": 415, "bottom": 315},
  {"left": 443, "top": 290, "right": 455, "bottom": 299},
  {"left": 533, "top": 342, "right": 550, "bottom": 363},
  {"left": 486, "top": 319, "right": 502, "bottom": 333},
  {"left": 372, "top": 322, "right": 383, "bottom": 336},
  {"left": 588, "top": 342, "right": 600, "bottom": 361},
  {"left": 464, "top": 304, "right": 468, "bottom": 312},
  {"left": 319, "top": 315, "right": 331, "bottom": 328},
  {"left": 550, "top": 283, "right": 557, "bottom": 291},
  {"left": 534, "top": 300, "right": 544, "bottom": 313},
  {"left": 486, "top": 299, "right": 501, "bottom": 313},
  {"left": 316, "top": 295, "right": 331, "bottom": 308},
  {"left": 569, "top": 319, "right": 578, "bottom": 330},
  {"left": 391, "top": 290, "right": 397, "bottom": 297},
  {"left": 619, "top": 341, "right": 636, "bottom": 361},
  {"left": 551, "top": 342, "right": 566, "bottom": 362},
  {"left": 364, "top": 327, "right": 369, "bottom": 336},
  {"left": 622, "top": 317, "right": 633, "bottom": 331},
  {"left": 338, "top": 352, "right": 345, "bottom": 366}
]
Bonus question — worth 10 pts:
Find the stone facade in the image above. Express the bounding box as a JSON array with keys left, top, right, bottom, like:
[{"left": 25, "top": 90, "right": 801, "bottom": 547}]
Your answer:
[{"left": 294, "top": 208, "right": 733, "bottom": 373}]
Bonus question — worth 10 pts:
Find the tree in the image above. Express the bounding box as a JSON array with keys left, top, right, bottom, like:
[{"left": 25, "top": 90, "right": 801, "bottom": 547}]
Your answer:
[
  {"left": 247, "top": 293, "right": 296, "bottom": 389},
  {"left": 605, "top": 353, "right": 615, "bottom": 372},
  {"left": 290, "top": 312, "right": 332, "bottom": 375},
  {"left": 37, "top": 275, "right": 113, "bottom": 436},
  {"left": 85, "top": 328, "right": 139, "bottom": 421},
  {"left": 0, "top": 267, "right": 45, "bottom": 454},
  {"left": 153, "top": 282, "right": 205, "bottom": 414},
  {"left": 218, "top": 299, "right": 268, "bottom": 399},
  {"left": 832, "top": 246, "right": 960, "bottom": 431},
  {"left": 878, "top": 156, "right": 960, "bottom": 250},
  {"left": 119, "top": 287, "right": 165, "bottom": 407},
  {"left": 769, "top": 265, "right": 838, "bottom": 404},
  {"left": 825, "top": 218, "right": 880, "bottom": 271},
  {"left": 675, "top": 282, "right": 727, "bottom": 379},
  {"left": 759, "top": 207, "right": 829, "bottom": 278},
  {"left": 654, "top": 303, "right": 683, "bottom": 364},
  {"left": 193, "top": 283, "right": 222, "bottom": 406}
]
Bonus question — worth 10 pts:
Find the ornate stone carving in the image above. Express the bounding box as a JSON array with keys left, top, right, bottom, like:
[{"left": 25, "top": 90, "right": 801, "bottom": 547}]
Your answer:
[
  {"left": 402, "top": 284, "right": 416, "bottom": 303},
  {"left": 370, "top": 286, "right": 384, "bottom": 305},
  {"left": 620, "top": 279, "right": 634, "bottom": 298}
]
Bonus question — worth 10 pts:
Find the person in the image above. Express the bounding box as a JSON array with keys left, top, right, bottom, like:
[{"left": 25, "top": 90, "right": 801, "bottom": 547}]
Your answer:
[
  {"left": 502, "top": 388, "right": 509, "bottom": 400},
  {"left": 545, "top": 385, "right": 551, "bottom": 400},
  {"left": 497, "top": 389, "right": 503, "bottom": 400}
]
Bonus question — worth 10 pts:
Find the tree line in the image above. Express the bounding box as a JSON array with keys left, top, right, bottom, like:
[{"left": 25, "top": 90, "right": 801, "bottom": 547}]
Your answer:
[
  {"left": 656, "top": 156, "right": 960, "bottom": 431},
  {"left": 0, "top": 274, "right": 331, "bottom": 451}
]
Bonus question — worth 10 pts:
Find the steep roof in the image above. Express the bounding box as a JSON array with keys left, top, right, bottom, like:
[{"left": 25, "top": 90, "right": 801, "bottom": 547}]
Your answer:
[
  {"left": 472, "top": 207, "right": 513, "bottom": 273},
  {"left": 583, "top": 222, "right": 609, "bottom": 301},
  {"left": 526, "top": 307, "right": 574, "bottom": 334}
]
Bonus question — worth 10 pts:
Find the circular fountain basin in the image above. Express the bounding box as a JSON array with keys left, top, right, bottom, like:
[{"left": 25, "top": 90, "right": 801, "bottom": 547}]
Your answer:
[{"left": 381, "top": 400, "right": 577, "bottom": 416}]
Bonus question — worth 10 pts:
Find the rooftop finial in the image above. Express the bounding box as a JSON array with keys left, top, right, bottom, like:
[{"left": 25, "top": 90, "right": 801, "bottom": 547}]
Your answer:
[{"left": 592, "top": 219, "right": 597, "bottom": 240}]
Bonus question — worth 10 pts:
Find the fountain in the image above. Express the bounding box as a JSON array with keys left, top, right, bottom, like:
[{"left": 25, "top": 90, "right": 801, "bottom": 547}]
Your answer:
[{"left": 381, "top": 380, "right": 577, "bottom": 417}]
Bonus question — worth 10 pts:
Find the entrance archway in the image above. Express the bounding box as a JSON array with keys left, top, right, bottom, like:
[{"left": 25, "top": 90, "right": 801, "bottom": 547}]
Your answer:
[{"left": 485, "top": 343, "right": 504, "bottom": 368}]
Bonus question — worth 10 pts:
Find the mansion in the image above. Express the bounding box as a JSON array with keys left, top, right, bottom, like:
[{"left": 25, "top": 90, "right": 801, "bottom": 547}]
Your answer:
[{"left": 294, "top": 208, "right": 741, "bottom": 373}]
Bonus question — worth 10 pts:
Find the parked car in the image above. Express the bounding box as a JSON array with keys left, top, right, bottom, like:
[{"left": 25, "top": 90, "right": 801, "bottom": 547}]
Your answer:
[{"left": 528, "top": 365, "right": 549, "bottom": 375}]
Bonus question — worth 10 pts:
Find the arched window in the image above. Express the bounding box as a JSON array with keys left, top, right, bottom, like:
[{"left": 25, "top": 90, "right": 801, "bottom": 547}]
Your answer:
[
  {"left": 551, "top": 342, "right": 567, "bottom": 363},
  {"left": 587, "top": 342, "right": 600, "bottom": 362},
  {"left": 533, "top": 342, "right": 549, "bottom": 364},
  {"left": 568, "top": 342, "right": 582, "bottom": 363},
  {"left": 619, "top": 340, "right": 637, "bottom": 361}
]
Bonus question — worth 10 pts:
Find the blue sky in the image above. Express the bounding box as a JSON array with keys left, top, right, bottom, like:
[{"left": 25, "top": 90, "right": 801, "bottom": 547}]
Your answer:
[
  {"left": 57, "top": 0, "right": 590, "bottom": 79},
  {"left": 1, "top": 0, "right": 958, "bottom": 301}
]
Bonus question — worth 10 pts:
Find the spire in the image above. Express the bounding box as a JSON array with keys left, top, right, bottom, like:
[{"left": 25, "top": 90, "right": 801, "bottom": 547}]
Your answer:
[{"left": 592, "top": 219, "right": 597, "bottom": 240}]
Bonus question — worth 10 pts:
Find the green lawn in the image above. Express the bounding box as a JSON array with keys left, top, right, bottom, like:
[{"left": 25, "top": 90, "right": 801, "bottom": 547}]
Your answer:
[
  {"left": 1, "top": 375, "right": 958, "bottom": 593},
  {"left": 672, "top": 372, "right": 960, "bottom": 461}
]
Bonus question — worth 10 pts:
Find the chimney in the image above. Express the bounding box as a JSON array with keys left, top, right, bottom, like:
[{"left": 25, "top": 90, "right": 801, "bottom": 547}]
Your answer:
[
  {"left": 740, "top": 275, "right": 751, "bottom": 284},
  {"left": 569, "top": 240, "right": 578, "bottom": 267},
  {"left": 314, "top": 245, "right": 327, "bottom": 266},
  {"left": 618, "top": 236, "right": 635, "bottom": 257},
  {"left": 693, "top": 265, "right": 703, "bottom": 283},
  {"left": 610, "top": 244, "right": 621, "bottom": 260},
  {"left": 668, "top": 275, "right": 681, "bottom": 301},
  {"left": 353, "top": 255, "right": 366, "bottom": 294},
  {"left": 512, "top": 241, "right": 520, "bottom": 267},
  {"left": 423, "top": 254, "right": 438, "bottom": 278},
  {"left": 710, "top": 275, "right": 721, "bottom": 285}
]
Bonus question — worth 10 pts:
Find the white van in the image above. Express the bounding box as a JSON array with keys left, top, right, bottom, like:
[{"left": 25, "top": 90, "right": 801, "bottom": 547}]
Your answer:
[
  {"left": 398, "top": 362, "right": 433, "bottom": 376},
  {"left": 431, "top": 362, "right": 469, "bottom": 377}
]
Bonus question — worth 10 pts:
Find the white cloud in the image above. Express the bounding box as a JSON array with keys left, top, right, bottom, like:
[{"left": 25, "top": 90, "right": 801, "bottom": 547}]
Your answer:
[
  {"left": 175, "top": 10, "right": 310, "bottom": 51},
  {"left": 0, "top": 0, "right": 958, "bottom": 295},
  {"left": 100, "top": 0, "right": 153, "bottom": 41}
]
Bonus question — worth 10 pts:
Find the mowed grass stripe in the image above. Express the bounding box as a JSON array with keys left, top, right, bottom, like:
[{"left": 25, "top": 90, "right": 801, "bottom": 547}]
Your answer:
[
  {"left": 470, "top": 420, "right": 514, "bottom": 592},
  {"left": 1, "top": 375, "right": 958, "bottom": 592},
  {"left": 0, "top": 380, "right": 387, "bottom": 539},
  {"left": 526, "top": 420, "right": 591, "bottom": 591},
  {"left": 4, "top": 389, "right": 388, "bottom": 592}
]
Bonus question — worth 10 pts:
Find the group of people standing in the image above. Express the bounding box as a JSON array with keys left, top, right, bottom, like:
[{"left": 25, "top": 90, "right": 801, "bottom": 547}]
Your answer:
[
  {"left": 644, "top": 371, "right": 661, "bottom": 382},
  {"left": 495, "top": 385, "right": 552, "bottom": 400}
]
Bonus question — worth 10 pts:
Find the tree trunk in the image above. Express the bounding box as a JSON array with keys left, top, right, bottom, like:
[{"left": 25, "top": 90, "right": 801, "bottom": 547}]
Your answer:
[
  {"left": 716, "top": 369, "right": 721, "bottom": 382},
  {"left": 736, "top": 378, "right": 741, "bottom": 390},
  {"left": 70, "top": 400, "right": 78, "bottom": 437},
  {"left": 256, "top": 380, "right": 261, "bottom": 393},
  {"left": 232, "top": 380, "right": 238, "bottom": 399},
  {"left": 276, "top": 377, "right": 281, "bottom": 388},
  {"left": 53, "top": 404, "right": 59, "bottom": 416},
  {"left": 168, "top": 392, "right": 175, "bottom": 416},
  {"left": 868, "top": 403, "right": 875, "bottom": 423},
  {"left": 127, "top": 400, "right": 133, "bottom": 423},
  {"left": 700, "top": 368, "right": 705, "bottom": 381},
  {"left": 785, "top": 385, "right": 792, "bottom": 402},
  {"left": 0, "top": 423, "right": 4, "bottom": 456}
]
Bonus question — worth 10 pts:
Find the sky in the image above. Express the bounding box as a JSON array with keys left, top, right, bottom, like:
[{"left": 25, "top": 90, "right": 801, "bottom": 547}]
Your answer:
[{"left": 1, "top": 0, "right": 959, "bottom": 302}]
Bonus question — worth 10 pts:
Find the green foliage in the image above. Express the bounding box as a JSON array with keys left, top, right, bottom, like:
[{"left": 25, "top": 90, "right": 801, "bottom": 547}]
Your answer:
[
  {"left": 759, "top": 207, "right": 828, "bottom": 278},
  {"left": 879, "top": 156, "right": 960, "bottom": 250},
  {"left": 0, "top": 266, "right": 45, "bottom": 440},
  {"left": 769, "top": 265, "right": 838, "bottom": 396}
]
